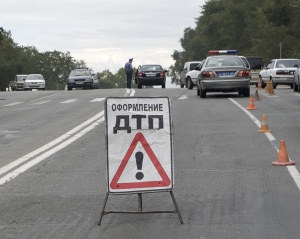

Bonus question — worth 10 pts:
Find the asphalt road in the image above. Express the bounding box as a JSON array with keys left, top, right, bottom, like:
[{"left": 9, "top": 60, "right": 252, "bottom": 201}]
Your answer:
[{"left": 0, "top": 86, "right": 300, "bottom": 239}]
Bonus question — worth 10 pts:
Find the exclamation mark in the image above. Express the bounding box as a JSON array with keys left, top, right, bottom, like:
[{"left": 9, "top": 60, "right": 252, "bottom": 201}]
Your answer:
[{"left": 135, "top": 151, "right": 144, "bottom": 180}]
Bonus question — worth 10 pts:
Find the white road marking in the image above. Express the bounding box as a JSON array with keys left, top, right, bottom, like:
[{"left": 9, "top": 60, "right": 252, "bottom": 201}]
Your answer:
[
  {"left": 229, "top": 98, "right": 300, "bottom": 191},
  {"left": 30, "top": 93, "right": 59, "bottom": 102},
  {"left": 60, "top": 99, "right": 77, "bottom": 104},
  {"left": 3, "top": 102, "right": 23, "bottom": 107},
  {"left": 178, "top": 95, "right": 188, "bottom": 100},
  {"left": 0, "top": 117, "right": 105, "bottom": 185},
  {"left": 90, "top": 98, "right": 105, "bottom": 102},
  {"left": 31, "top": 100, "right": 51, "bottom": 105},
  {"left": 0, "top": 111, "right": 104, "bottom": 177}
]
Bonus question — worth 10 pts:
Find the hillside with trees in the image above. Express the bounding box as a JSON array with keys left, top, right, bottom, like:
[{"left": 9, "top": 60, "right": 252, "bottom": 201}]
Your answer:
[{"left": 169, "top": 0, "right": 300, "bottom": 84}]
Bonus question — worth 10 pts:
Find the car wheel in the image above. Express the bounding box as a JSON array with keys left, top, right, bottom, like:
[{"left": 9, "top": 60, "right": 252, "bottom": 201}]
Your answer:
[
  {"left": 293, "top": 82, "right": 298, "bottom": 92},
  {"left": 199, "top": 86, "right": 206, "bottom": 98},
  {"left": 272, "top": 82, "right": 276, "bottom": 89},
  {"left": 162, "top": 83, "right": 165, "bottom": 88},
  {"left": 138, "top": 83, "right": 142, "bottom": 89},
  {"left": 187, "top": 77, "right": 193, "bottom": 89},
  {"left": 290, "top": 84, "right": 293, "bottom": 89},
  {"left": 261, "top": 80, "right": 266, "bottom": 88},
  {"left": 243, "top": 87, "right": 250, "bottom": 97},
  {"left": 197, "top": 85, "right": 200, "bottom": 96}
]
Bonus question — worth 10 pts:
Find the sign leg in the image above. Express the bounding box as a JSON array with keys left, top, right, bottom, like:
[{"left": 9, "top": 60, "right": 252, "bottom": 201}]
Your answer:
[
  {"left": 170, "top": 191, "right": 183, "bottom": 224},
  {"left": 98, "top": 192, "right": 109, "bottom": 225},
  {"left": 138, "top": 193, "right": 143, "bottom": 211}
]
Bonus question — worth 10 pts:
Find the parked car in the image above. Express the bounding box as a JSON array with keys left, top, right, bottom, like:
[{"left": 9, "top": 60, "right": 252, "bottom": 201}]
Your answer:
[
  {"left": 180, "top": 61, "right": 202, "bottom": 88},
  {"left": 24, "top": 74, "right": 46, "bottom": 90},
  {"left": 259, "top": 59, "right": 300, "bottom": 89},
  {"left": 67, "top": 68, "right": 96, "bottom": 90},
  {"left": 134, "top": 64, "right": 167, "bottom": 89},
  {"left": 196, "top": 50, "right": 250, "bottom": 98},
  {"left": 185, "top": 61, "right": 203, "bottom": 89},
  {"left": 246, "top": 57, "right": 264, "bottom": 86},
  {"left": 293, "top": 63, "right": 300, "bottom": 92},
  {"left": 9, "top": 74, "right": 28, "bottom": 91}
]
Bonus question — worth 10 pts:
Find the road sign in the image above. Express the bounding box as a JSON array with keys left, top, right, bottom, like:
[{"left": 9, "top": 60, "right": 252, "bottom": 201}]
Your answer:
[{"left": 105, "top": 97, "right": 173, "bottom": 193}]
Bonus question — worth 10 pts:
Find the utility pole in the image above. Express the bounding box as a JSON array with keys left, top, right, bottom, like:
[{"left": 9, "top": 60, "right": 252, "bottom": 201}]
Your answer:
[{"left": 279, "top": 42, "right": 284, "bottom": 59}]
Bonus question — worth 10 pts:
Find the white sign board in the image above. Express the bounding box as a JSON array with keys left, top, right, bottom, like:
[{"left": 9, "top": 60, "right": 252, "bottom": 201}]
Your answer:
[{"left": 105, "top": 97, "right": 173, "bottom": 194}]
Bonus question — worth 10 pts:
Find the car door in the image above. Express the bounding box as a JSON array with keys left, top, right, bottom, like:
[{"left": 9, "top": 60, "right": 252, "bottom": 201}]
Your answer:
[{"left": 261, "top": 61, "right": 274, "bottom": 82}]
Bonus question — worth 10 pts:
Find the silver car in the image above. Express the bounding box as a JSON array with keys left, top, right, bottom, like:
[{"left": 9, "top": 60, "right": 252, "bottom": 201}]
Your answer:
[{"left": 196, "top": 50, "right": 250, "bottom": 98}]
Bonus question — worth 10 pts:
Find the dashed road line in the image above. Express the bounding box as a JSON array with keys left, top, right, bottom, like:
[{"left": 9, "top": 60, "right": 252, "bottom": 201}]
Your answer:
[
  {"left": 90, "top": 98, "right": 105, "bottom": 102},
  {"left": 3, "top": 102, "right": 23, "bottom": 107},
  {"left": 31, "top": 100, "right": 51, "bottom": 105},
  {"left": 60, "top": 99, "right": 78, "bottom": 104},
  {"left": 30, "top": 93, "right": 59, "bottom": 102}
]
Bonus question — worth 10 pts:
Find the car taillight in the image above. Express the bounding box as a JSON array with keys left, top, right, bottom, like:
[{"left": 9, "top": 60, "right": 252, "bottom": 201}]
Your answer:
[
  {"left": 159, "top": 71, "right": 165, "bottom": 77},
  {"left": 276, "top": 70, "right": 288, "bottom": 75},
  {"left": 138, "top": 72, "right": 143, "bottom": 77},
  {"left": 202, "top": 71, "right": 215, "bottom": 77},
  {"left": 237, "top": 70, "right": 250, "bottom": 77}
]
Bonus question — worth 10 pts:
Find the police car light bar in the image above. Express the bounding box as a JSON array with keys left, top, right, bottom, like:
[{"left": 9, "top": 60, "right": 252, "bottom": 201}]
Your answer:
[{"left": 209, "top": 50, "right": 237, "bottom": 55}]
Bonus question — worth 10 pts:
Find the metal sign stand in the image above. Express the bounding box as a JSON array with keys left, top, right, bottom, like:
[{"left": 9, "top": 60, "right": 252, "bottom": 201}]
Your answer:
[{"left": 98, "top": 190, "right": 183, "bottom": 225}]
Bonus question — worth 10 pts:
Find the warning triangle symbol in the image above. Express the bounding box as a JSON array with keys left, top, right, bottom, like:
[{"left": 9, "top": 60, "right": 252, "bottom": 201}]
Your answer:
[{"left": 110, "top": 132, "right": 171, "bottom": 190}]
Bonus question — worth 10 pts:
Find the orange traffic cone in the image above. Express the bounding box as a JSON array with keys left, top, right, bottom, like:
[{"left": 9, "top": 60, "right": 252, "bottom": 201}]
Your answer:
[
  {"left": 257, "top": 77, "right": 262, "bottom": 90},
  {"left": 253, "top": 90, "right": 261, "bottom": 100},
  {"left": 246, "top": 97, "right": 257, "bottom": 110},
  {"left": 272, "top": 140, "right": 295, "bottom": 166},
  {"left": 258, "top": 114, "right": 270, "bottom": 133},
  {"left": 265, "top": 80, "right": 270, "bottom": 93},
  {"left": 268, "top": 81, "right": 275, "bottom": 96}
]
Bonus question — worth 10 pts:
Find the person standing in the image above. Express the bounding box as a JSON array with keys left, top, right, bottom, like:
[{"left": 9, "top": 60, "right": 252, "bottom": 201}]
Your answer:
[{"left": 124, "top": 58, "right": 134, "bottom": 88}]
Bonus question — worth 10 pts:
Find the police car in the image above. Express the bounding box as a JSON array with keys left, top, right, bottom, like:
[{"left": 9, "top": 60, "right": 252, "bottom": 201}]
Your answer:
[{"left": 196, "top": 50, "right": 250, "bottom": 98}]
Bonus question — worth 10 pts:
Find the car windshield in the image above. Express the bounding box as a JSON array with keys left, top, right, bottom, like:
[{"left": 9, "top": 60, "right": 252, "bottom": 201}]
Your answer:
[
  {"left": 17, "top": 76, "right": 28, "bottom": 81},
  {"left": 246, "top": 58, "right": 264, "bottom": 69},
  {"left": 275, "top": 60, "right": 300, "bottom": 68},
  {"left": 206, "top": 56, "right": 244, "bottom": 67},
  {"left": 141, "top": 65, "right": 163, "bottom": 71},
  {"left": 27, "top": 74, "right": 43, "bottom": 80},
  {"left": 70, "top": 70, "right": 91, "bottom": 76}
]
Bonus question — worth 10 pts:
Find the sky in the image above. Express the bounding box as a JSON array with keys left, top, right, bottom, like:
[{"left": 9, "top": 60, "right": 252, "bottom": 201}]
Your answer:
[{"left": 0, "top": 0, "right": 206, "bottom": 75}]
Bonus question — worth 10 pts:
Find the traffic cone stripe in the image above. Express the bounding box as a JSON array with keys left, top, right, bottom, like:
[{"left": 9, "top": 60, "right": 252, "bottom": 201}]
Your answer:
[{"left": 258, "top": 114, "right": 271, "bottom": 133}]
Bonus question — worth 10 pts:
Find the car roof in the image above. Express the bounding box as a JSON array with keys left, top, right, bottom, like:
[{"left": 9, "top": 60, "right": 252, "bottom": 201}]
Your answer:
[{"left": 271, "top": 59, "right": 300, "bottom": 61}]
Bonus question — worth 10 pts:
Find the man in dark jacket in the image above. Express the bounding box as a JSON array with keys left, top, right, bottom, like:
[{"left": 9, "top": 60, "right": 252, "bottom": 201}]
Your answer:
[{"left": 124, "top": 58, "right": 133, "bottom": 88}]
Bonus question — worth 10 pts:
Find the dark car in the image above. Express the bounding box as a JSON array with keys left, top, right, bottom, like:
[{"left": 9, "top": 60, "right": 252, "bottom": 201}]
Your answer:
[
  {"left": 135, "top": 64, "right": 167, "bottom": 89},
  {"left": 246, "top": 57, "right": 264, "bottom": 86},
  {"left": 67, "top": 68, "right": 96, "bottom": 90}
]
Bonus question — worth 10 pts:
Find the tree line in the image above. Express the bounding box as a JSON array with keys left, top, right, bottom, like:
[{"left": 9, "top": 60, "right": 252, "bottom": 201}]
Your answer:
[
  {"left": 0, "top": 28, "right": 136, "bottom": 90},
  {"left": 169, "top": 0, "right": 300, "bottom": 84},
  {"left": 0, "top": 29, "right": 88, "bottom": 91}
]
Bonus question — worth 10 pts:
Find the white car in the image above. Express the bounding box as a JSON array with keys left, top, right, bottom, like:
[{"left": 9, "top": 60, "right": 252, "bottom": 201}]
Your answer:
[
  {"left": 24, "top": 74, "right": 46, "bottom": 90},
  {"left": 259, "top": 59, "right": 300, "bottom": 89},
  {"left": 185, "top": 61, "right": 203, "bottom": 89},
  {"left": 180, "top": 61, "right": 202, "bottom": 88}
]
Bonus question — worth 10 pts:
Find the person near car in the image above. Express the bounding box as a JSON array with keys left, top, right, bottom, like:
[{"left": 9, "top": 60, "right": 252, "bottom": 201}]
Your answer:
[{"left": 124, "top": 58, "right": 134, "bottom": 88}]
